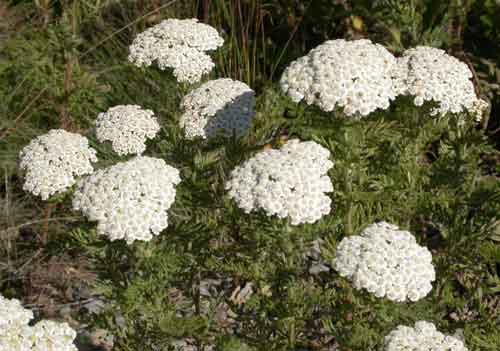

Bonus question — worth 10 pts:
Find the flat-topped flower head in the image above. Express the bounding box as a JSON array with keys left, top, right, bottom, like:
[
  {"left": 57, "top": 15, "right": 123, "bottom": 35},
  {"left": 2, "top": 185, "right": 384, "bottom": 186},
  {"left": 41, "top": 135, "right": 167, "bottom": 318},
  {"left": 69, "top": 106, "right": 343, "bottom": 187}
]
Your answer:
[
  {"left": 1, "top": 322, "right": 77, "bottom": 351},
  {"left": 72, "top": 156, "right": 181, "bottom": 244},
  {"left": 128, "top": 18, "right": 224, "bottom": 83},
  {"left": 0, "top": 325, "right": 34, "bottom": 351},
  {"left": 280, "top": 39, "right": 397, "bottom": 116},
  {"left": 180, "top": 78, "right": 255, "bottom": 139},
  {"left": 333, "top": 221, "right": 435, "bottom": 302},
  {"left": 96, "top": 105, "right": 160, "bottom": 156},
  {"left": 0, "top": 295, "right": 77, "bottom": 351},
  {"left": 392, "top": 46, "right": 483, "bottom": 118},
  {"left": 384, "top": 321, "right": 468, "bottom": 351},
  {"left": 226, "top": 139, "right": 334, "bottom": 225},
  {"left": 19, "top": 129, "right": 97, "bottom": 200},
  {"left": 0, "top": 295, "right": 33, "bottom": 332},
  {"left": 30, "top": 321, "right": 78, "bottom": 351}
]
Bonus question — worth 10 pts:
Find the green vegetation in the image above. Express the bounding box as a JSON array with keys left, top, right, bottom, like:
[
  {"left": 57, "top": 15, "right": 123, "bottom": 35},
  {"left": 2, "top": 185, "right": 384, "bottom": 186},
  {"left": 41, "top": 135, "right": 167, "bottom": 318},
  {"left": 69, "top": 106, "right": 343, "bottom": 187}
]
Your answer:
[{"left": 1, "top": 1, "right": 499, "bottom": 350}]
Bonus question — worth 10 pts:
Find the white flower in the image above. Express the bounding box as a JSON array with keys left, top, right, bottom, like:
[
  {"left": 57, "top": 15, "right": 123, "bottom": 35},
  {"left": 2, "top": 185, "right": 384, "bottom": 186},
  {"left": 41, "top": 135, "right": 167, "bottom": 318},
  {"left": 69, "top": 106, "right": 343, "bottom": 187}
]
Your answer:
[
  {"left": 31, "top": 321, "right": 78, "bottom": 351},
  {"left": 156, "top": 46, "right": 216, "bottom": 84},
  {"left": 0, "top": 295, "right": 77, "bottom": 351},
  {"left": 180, "top": 78, "right": 255, "bottom": 139},
  {"left": 128, "top": 18, "right": 224, "bottom": 83},
  {"left": 96, "top": 105, "right": 160, "bottom": 156},
  {"left": 19, "top": 129, "right": 97, "bottom": 200},
  {"left": 226, "top": 139, "right": 334, "bottom": 225},
  {"left": 0, "top": 323, "right": 77, "bottom": 351},
  {"left": 280, "top": 39, "right": 397, "bottom": 116},
  {"left": 170, "top": 339, "right": 214, "bottom": 351},
  {"left": 333, "top": 221, "right": 435, "bottom": 302},
  {"left": 392, "top": 46, "right": 483, "bottom": 118},
  {"left": 0, "top": 295, "right": 33, "bottom": 332},
  {"left": 0, "top": 325, "right": 35, "bottom": 351},
  {"left": 72, "top": 156, "right": 181, "bottom": 244},
  {"left": 384, "top": 321, "right": 468, "bottom": 351},
  {"left": 0, "top": 296, "right": 34, "bottom": 351},
  {"left": 469, "top": 98, "right": 489, "bottom": 123}
]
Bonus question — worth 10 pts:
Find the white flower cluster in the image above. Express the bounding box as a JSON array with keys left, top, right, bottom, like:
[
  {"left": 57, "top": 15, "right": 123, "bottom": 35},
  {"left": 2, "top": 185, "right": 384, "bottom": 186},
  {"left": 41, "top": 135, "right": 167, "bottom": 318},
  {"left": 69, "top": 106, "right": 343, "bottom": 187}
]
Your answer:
[
  {"left": 73, "top": 156, "right": 181, "bottom": 244},
  {"left": 19, "top": 129, "right": 97, "bottom": 200},
  {"left": 333, "top": 221, "right": 435, "bottom": 302},
  {"left": 280, "top": 39, "right": 397, "bottom": 116},
  {"left": 281, "top": 40, "right": 487, "bottom": 121},
  {"left": 96, "top": 105, "right": 161, "bottom": 155},
  {"left": 384, "top": 321, "right": 468, "bottom": 351},
  {"left": 0, "top": 295, "right": 33, "bottom": 331},
  {"left": 226, "top": 139, "right": 334, "bottom": 225},
  {"left": 392, "top": 46, "right": 484, "bottom": 118},
  {"left": 180, "top": 78, "right": 256, "bottom": 139},
  {"left": 469, "top": 98, "right": 489, "bottom": 122},
  {"left": 128, "top": 18, "right": 224, "bottom": 83},
  {"left": 0, "top": 295, "right": 77, "bottom": 351}
]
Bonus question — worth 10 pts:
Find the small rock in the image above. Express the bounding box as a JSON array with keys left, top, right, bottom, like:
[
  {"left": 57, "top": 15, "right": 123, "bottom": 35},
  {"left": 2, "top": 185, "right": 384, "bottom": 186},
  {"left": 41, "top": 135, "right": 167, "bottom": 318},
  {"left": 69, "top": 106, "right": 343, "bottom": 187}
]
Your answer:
[
  {"left": 305, "top": 239, "right": 325, "bottom": 260},
  {"left": 89, "top": 328, "right": 114, "bottom": 351},
  {"left": 59, "top": 306, "right": 72, "bottom": 317},
  {"left": 83, "top": 299, "right": 106, "bottom": 315},
  {"left": 309, "top": 263, "right": 331, "bottom": 275},
  {"left": 114, "top": 313, "right": 127, "bottom": 329},
  {"left": 230, "top": 282, "right": 253, "bottom": 306},
  {"left": 199, "top": 278, "right": 222, "bottom": 297},
  {"left": 215, "top": 302, "right": 236, "bottom": 328},
  {"left": 259, "top": 284, "right": 272, "bottom": 297}
]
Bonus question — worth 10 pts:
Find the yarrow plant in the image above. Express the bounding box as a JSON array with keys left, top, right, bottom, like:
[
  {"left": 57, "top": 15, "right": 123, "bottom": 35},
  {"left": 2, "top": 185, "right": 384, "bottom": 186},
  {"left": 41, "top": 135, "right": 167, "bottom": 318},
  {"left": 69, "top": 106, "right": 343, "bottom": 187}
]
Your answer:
[
  {"left": 72, "top": 156, "right": 181, "bottom": 244},
  {"left": 95, "top": 105, "right": 161, "bottom": 156},
  {"left": 179, "top": 78, "right": 255, "bottom": 139},
  {"left": 19, "top": 129, "right": 97, "bottom": 200},
  {"left": 0, "top": 295, "right": 77, "bottom": 351},
  {"left": 333, "top": 221, "right": 435, "bottom": 302},
  {"left": 128, "top": 18, "right": 224, "bottom": 83},
  {"left": 12, "top": 14, "right": 491, "bottom": 350},
  {"left": 384, "top": 321, "right": 468, "bottom": 351},
  {"left": 226, "top": 139, "right": 334, "bottom": 225},
  {"left": 280, "top": 39, "right": 397, "bottom": 116},
  {"left": 392, "top": 46, "right": 487, "bottom": 119}
]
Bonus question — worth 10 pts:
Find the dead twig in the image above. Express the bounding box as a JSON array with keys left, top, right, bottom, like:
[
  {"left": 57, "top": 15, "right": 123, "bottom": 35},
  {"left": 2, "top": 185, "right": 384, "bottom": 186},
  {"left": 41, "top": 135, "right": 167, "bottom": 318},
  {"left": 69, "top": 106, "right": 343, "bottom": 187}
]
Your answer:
[
  {"left": 0, "top": 216, "right": 83, "bottom": 239},
  {"left": 23, "top": 297, "right": 97, "bottom": 311}
]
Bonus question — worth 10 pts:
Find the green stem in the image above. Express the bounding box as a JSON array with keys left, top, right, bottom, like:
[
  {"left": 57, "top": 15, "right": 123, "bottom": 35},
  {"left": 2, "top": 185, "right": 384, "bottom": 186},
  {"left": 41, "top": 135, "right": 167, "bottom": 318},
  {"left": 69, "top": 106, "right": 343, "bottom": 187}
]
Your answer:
[
  {"left": 345, "top": 169, "right": 353, "bottom": 236},
  {"left": 288, "top": 318, "right": 296, "bottom": 348}
]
